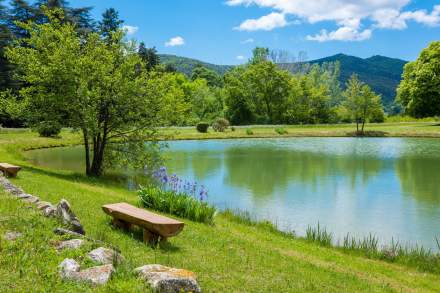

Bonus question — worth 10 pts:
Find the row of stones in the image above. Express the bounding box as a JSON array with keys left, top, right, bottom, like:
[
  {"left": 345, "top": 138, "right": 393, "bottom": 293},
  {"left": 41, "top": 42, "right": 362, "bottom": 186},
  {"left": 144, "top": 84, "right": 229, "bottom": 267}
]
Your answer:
[{"left": 0, "top": 173, "right": 201, "bottom": 293}]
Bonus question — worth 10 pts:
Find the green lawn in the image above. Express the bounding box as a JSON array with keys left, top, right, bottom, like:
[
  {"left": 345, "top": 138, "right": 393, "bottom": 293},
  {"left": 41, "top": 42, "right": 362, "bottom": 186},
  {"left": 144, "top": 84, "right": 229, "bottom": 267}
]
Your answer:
[{"left": 1, "top": 124, "right": 440, "bottom": 292}]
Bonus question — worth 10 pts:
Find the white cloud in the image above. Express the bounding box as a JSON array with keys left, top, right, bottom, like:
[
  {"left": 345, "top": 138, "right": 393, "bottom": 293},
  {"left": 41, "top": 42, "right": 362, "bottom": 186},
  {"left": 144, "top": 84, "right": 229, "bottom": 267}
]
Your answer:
[
  {"left": 234, "top": 12, "right": 287, "bottom": 31},
  {"left": 165, "top": 36, "right": 185, "bottom": 47},
  {"left": 226, "top": 0, "right": 440, "bottom": 41},
  {"left": 122, "top": 25, "right": 138, "bottom": 35},
  {"left": 241, "top": 38, "right": 254, "bottom": 44},
  {"left": 307, "top": 27, "right": 372, "bottom": 42},
  {"left": 236, "top": 55, "right": 246, "bottom": 60}
]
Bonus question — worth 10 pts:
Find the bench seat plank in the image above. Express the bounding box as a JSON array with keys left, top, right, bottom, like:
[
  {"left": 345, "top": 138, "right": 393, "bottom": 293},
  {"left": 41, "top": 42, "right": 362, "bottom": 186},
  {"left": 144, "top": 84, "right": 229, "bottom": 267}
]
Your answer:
[
  {"left": 0, "top": 163, "right": 21, "bottom": 177},
  {"left": 102, "top": 203, "right": 184, "bottom": 238}
]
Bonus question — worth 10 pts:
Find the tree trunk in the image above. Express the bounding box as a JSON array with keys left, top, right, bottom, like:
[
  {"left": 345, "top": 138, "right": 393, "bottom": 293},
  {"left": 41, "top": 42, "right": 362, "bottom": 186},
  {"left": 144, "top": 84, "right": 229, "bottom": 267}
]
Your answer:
[
  {"left": 361, "top": 119, "right": 366, "bottom": 134},
  {"left": 82, "top": 129, "right": 91, "bottom": 176},
  {"left": 89, "top": 130, "right": 108, "bottom": 177}
]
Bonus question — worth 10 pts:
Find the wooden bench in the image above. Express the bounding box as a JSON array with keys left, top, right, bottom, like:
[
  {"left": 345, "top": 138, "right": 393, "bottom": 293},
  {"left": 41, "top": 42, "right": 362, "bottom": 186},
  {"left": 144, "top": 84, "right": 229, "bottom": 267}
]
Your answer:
[
  {"left": 0, "top": 163, "right": 21, "bottom": 178},
  {"left": 102, "top": 203, "right": 184, "bottom": 244}
]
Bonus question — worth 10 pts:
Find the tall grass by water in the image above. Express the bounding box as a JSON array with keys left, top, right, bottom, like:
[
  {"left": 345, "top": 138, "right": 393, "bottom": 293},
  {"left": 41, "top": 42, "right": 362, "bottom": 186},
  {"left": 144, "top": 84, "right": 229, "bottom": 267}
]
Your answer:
[{"left": 225, "top": 209, "right": 440, "bottom": 274}]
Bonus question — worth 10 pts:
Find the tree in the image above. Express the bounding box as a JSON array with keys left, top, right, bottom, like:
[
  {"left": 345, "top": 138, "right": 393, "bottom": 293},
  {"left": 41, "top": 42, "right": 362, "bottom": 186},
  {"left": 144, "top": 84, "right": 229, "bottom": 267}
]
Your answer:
[
  {"left": 249, "top": 47, "right": 269, "bottom": 64},
  {"left": 397, "top": 41, "right": 440, "bottom": 118},
  {"left": 243, "top": 61, "right": 291, "bottom": 124},
  {"left": 6, "top": 10, "right": 167, "bottom": 176},
  {"left": 34, "top": 0, "right": 95, "bottom": 34},
  {"left": 98, "top": 7, "right": 123, "bottom": 40},
  {"left": 0, "top": 0, "right": 13, "bottom": 91},
  {"left": 343, "top": 74, "right": 383, "bottom": 134},
  {"left": 138, "top": 42, "right": 160, "bottom": 71},
  {"left": 191, "top": 65, "right": 223, "bottom": 87},
  {"left": 224, "top": 67, "right": 255, "bottom": 125}
]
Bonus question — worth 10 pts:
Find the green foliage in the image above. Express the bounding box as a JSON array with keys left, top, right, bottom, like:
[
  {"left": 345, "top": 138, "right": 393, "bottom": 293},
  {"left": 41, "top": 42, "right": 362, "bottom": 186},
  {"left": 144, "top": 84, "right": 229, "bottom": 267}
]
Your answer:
[
  {"left": 212, "top": 117, "right": 229, "bottom": 132},
  {"left": 187, "top": 78, "right": 224, "bottom": 122},
  {"left": 99, "top": 8, "right": 123, "bottom": 40},
  {"left": 6, "top": 10, "right": 169, "bottom": 176},
  {"left": 305, "top": 224, "right": 333, "bottom": 247},
  {"left": 342, "top": 74, "right": 384, "bottom": 133},
  {"left": 191, "top": 65, "right": 223, "bottom": 87},
  {"left": 275, "top": 127, "right": 288, "bottom": 135},
  {"left": 138, "top": 186, "right": 216, "bottom": 224},
  {"left": 250, "top": 47, "right": 269, "bottom": 64},
  {"left": 138, "top": 42, "right": 160, "bottom": 71},
  {"left": 397, "top": 41, "right": 440, "bottom": 118},
  {"left": 34, "top": 120, "right": 61, "bottom": 137},
  {"left": 246, "top": 128, "right": 253, "bottom": 135},
  {"left": 312, "top": 54, "right": 407, "bottom": 107},
  {"left": 196, "top": 122, "right": 209, "bottom": 133},
  {"left": 159, "top": 54, "right": 233, "bottom": 77}
]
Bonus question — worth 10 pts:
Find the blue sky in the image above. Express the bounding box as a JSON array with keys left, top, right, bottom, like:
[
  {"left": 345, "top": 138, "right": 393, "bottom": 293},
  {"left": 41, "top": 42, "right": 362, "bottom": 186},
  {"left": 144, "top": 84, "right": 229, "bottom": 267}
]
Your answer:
[{"left": 70, "top": 0, "right": 440, "bottom": 65}]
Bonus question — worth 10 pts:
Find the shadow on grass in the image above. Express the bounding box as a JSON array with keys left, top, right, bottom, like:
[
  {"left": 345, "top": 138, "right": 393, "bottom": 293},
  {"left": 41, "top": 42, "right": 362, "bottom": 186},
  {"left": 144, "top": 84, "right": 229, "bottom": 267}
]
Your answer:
[{"left": 19, "top": 165, "right": 132, "bottom": 190}]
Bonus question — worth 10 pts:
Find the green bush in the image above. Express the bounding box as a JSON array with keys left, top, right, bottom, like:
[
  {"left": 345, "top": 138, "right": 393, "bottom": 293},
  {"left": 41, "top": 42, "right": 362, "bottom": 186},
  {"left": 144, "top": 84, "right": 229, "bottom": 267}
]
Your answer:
[
  {"left": 138, "top": 186, "right": 216, "bottom": 224},
  {"left": 212, "top": 118, "right": 230, "bottom": 132},
  {"left": 196, "top": 122, "right": 209, "bottom": 133},
  {"left": 275, "top": 127, "right": 288, "bottom": 135},
  {"left": 246, "top": 129, "right": 254, "bottom": 135},
  {"left": 35, "top": 121, "right": 62, "bottom": 137}
]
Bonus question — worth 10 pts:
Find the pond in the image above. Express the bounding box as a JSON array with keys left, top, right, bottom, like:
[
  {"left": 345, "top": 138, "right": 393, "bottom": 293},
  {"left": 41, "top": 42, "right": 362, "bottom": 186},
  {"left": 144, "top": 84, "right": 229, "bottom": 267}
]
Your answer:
[{"left": 27, "top": 137, "right": 440, "bottom": 249}]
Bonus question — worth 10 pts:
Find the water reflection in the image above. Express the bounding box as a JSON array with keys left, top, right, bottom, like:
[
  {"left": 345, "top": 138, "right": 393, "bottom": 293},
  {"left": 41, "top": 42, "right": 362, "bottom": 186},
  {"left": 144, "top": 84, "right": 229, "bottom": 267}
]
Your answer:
[{"left": 26, "top": 137, "right": 440, "bottom": 249}]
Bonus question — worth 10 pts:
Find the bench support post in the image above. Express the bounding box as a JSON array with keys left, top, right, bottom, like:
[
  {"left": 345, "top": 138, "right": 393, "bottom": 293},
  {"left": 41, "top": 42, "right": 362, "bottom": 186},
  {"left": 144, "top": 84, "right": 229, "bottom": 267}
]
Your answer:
[
  {"left": 112, "top": 218, "right": 131, "bottom": 231},
  {"left": 143, "top": 229, "right": 159, "bottom": 245}
]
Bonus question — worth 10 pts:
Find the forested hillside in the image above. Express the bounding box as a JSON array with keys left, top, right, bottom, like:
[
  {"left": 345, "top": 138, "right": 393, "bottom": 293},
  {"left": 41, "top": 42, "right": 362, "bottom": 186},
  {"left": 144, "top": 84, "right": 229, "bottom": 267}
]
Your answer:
[{"left": 159, "top": 53, "right": 407, "bottom": 106}]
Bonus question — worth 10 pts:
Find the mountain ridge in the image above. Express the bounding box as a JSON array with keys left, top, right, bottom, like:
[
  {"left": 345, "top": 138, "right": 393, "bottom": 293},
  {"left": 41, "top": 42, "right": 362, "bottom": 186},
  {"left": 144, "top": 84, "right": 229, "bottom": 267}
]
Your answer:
[{"left": 159, "top": 53, "right": 407, "bottom": 105}]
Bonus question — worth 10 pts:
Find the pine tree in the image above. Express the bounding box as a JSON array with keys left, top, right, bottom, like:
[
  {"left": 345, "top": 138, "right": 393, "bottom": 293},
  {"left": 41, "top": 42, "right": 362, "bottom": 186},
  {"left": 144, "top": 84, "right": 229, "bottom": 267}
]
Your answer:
[
  {"left": 99, "top": 8, "right": 123, "bottom": 40},
  {"left": 138, "top": 42, "right": 160, "bottom": 71}
]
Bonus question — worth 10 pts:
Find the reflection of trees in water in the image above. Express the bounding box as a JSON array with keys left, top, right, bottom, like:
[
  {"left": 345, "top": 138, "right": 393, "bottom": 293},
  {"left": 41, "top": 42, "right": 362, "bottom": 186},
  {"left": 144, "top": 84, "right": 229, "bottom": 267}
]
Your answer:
[
  {"left": 395, "top": 156, "right": 440, "bottom": 204},
  {"left": 165, "top": 150, "right": 223, "bottom": 181},
  {"left": 222, "top": 146, "right": 384, "bottom": 197}
]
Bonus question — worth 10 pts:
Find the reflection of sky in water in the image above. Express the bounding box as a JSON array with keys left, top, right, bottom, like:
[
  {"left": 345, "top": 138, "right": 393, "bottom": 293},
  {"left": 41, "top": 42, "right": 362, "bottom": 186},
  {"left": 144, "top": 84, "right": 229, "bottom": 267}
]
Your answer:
[
  {"left": 27, "top": 137, "right": 440, "bottom": 249},
  {"left": 165, "top": 138, "right": 440, "bottom": 250}
]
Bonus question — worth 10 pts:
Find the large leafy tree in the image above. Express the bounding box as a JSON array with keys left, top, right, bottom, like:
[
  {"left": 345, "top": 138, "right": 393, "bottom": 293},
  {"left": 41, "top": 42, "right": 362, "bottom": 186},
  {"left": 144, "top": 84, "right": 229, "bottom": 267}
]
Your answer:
[
  {"left": 343, "top": 74, "right": 383, "bottom": 134},
  {"left": 397, "top": 41, "right": 440, "bottom": 118},
  {"left": 191, "top": 65, "right": 223, "bottom": 87},
  {"left": 6, "top": 10, "right": 166, "bottom": 176}
]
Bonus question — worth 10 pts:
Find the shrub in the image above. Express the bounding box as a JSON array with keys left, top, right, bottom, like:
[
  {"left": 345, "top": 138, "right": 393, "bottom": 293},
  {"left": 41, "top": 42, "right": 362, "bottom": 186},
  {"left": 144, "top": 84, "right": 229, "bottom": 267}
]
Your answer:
[
  {"left": 275, "top": 127, "right": 288, "bottom": 135},
  {"left": 212, "top": 118, "right": 230, "bottom": 132},
  {"left": 231, "top": 126, "right": 235, "bottom": 132},
  {"left": 246, "top": 129, "right": 254, "bottom": 135},
  {"left": 35, "top": 121, "right": 62, "bottom": 137},
  {"left": 138, "top": 186, "right": 216, "bottom": 224},
  {"left": 196, "top": 122, "right": 209, "bottom": 133}
]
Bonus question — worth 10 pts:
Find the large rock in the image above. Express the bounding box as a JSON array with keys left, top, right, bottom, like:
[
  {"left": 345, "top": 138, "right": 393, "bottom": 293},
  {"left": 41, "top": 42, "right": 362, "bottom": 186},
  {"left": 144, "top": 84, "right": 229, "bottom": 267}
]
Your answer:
[
  {"left": 134, "top": 264, "right": 201, "bottom": 293},
  {"left": 87, "top": 247, "right": 124, "bottom": 265},
  {"left": 59, "top": 258, "right": 81, "bottom": 279},
  {"left": 75, "top": 264, "right": 114, "bottom": 285},
  {"left": 56, "top": 199, "right": 85, "bottom": 235},
  {"left": 22, "top": 195, "right": 40, "bottom": 204},
  {"left": 57, "top": 239, "right": 85, "bottom": 251},
  {"left": 58, "top": 258, "right": 114, "bottom": 285}
]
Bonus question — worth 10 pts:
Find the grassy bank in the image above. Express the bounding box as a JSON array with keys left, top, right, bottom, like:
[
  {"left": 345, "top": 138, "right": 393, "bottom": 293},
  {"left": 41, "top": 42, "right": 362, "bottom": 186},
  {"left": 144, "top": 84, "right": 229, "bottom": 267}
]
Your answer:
[
  {"left": 1, "top": 126, "right": 440, "bottom": 291},
  {"left": 161, "top": 122, "right": 440, "bottom": 140}
]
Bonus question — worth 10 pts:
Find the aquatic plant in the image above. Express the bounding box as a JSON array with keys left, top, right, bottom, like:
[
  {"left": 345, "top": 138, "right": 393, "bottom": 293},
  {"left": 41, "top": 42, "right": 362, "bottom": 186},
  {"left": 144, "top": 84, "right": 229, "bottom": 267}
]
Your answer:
[{"left": 305, "top": 223, "right": 333, "bottom": 246}]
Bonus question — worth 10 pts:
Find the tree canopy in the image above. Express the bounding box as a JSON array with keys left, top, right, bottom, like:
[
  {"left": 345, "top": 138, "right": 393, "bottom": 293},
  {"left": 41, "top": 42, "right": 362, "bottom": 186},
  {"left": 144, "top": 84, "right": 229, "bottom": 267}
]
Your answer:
[
  {"left": 6, "top": 10, "right": 169, "bottom": 176},
  {"left": 397, "top": 41, "right": 440, "bottom": 118}
]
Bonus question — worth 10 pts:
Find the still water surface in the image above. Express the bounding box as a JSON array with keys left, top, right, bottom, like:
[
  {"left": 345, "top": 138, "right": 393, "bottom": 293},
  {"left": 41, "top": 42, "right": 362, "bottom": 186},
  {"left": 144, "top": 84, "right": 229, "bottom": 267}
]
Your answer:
[{"left": 27, "top": 138, "right": 440, "bottom": 249}]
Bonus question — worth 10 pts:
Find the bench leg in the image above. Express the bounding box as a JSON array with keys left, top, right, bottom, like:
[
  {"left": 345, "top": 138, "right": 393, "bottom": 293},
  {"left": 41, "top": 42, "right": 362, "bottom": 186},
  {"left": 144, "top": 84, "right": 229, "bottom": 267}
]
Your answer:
[
  {"left": 112, "top": 218, "right": 131, "bottom": 231},
  {"left": 143, "top": 229, "right": 159, "bottom": 245}
]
